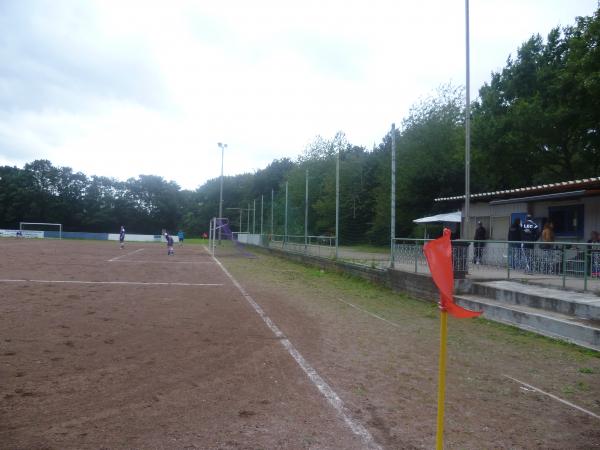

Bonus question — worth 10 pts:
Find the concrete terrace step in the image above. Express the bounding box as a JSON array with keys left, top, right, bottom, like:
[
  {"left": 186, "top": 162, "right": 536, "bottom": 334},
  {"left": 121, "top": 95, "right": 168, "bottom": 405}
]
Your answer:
[
  {"left": 455, "top": 294, "right": 600, "bottom": 352},
  {"left": 472, "top": 280, "right": 600, "bottom": 320}
]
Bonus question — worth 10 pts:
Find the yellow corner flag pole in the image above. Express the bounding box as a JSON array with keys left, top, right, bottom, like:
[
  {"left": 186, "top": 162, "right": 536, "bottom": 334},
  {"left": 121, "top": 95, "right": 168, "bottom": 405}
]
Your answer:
[{"left": 436, "top": 309, "right": 449, "bottom": 450}]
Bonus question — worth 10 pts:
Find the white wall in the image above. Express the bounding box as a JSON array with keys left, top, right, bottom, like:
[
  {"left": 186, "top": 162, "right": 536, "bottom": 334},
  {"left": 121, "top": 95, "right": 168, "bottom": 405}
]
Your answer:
[
  {"left": 108, "top": 234, "right": 179, "bottom": 242},
  {"left": 236, "top": 233, "right": 262, "bottom": 246},
  {"left": 0, "top": 229, "right": 43, "bottom": 238}
]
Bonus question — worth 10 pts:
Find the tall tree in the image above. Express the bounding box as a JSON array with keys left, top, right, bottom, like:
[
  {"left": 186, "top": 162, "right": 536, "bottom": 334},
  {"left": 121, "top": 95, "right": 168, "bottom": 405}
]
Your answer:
[{"left": 472, "top": 8, "right": 600, "bottom": 188}]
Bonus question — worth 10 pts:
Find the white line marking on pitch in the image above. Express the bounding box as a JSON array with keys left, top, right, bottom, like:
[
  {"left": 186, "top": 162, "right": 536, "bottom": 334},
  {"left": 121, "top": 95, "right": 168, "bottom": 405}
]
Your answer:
[
  {"left": 109, "top": 260, "right": 215, "bottom": 264},
  {"left": 0, "top": 279, "right": 222, "bottom": 287},
  {"left": 336, "top": 298, "right": 401, "bottom": 329},
  {"left": 203, "top": 246, "right": 381, "bottom": 450},
  {"left": 108, "top": 248, "right": 145, "bottom": 262},
  {"left": 335, "top": 299, "right": 600, "bottom": 423},
  {"left": 503, "top": 374, "right": 600, "bottom": 420}
]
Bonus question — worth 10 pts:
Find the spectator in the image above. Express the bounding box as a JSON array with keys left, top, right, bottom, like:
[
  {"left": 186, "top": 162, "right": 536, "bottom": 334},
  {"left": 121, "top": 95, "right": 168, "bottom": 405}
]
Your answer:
[
  {"left": 473, "top": 221, "right": 487, "bottom": 264},
  {"left": 521, "top": 214, "right": 539, "bottom": 272},
  {"left": 521, "top": 214, "right": 540, "bottom": 242},
  {"left": 178, "top": 230, "right": 184, "bottom": 247},
  {"left": 541, "top": 221, "right": 555, "bottom": 246},
  {"left": 540, "top": 221, "right": 556, "bottom": 274},
  {"left": 508, "top": 217, "right": 522, "bottom": 269}
]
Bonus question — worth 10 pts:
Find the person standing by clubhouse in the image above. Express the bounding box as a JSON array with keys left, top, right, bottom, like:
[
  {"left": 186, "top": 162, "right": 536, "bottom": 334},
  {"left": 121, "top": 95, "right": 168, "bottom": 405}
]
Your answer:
[
  {"left": 540, "top": 221, "right": 556, "bottom": 274},
  {"left": 473, "top": 221, "right": 487, "bottom": 264},
  {"left": 508, "top": 217, "right": 522, "bottom": 269},
  {"left": 178, "top": 230, "right": 184, "bottom": 247},
  {"left": 521, "top": 214, "right": 539, "bottom": 272}
]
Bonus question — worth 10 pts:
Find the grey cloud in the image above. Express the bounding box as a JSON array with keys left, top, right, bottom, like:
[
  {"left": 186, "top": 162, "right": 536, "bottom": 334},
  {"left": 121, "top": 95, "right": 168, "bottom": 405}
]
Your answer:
[
  {"left": 287, "top": 32, "right": 369, "bottom": 81},
  {"left": 0, "top": 1, "right": 169, "bottom": 114}
]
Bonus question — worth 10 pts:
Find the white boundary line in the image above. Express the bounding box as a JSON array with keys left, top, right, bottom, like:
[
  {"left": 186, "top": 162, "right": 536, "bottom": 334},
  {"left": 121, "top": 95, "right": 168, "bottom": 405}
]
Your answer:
[
  {"left": 336, "top": 298, "right": 402, "bottom": 329},
  {"left": 503, "top": 374, "right": 600, "bottom": 420},
  {"left": 109, "top": 260, "right": 215, "bottom": 265},
  {"left": 108, "top": 248, "right": 145, "bottom": 262},
  {"left": 204, "top": 246, "right": 381, "bottom": 450},
  {"left": 339, "top": 300, "right": 600, "bottom": 423},
  {"left": 0, "top": 279, "right": 222, "bottom": 287}
]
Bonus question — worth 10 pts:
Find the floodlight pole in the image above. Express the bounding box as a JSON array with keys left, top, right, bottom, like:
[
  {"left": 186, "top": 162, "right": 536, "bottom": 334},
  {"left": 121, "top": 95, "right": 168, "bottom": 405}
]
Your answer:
[
  {"left": 391, "top": 123, "right": 396, "bottom": 268},
  {"left": 260, "top": 195, "right": 264, "bottom": 236},
  {"left": 335, "top": 146, "right": 340, "bottom": 259},
  {"left": 253, "top": 199, "right": 256, "bottom": 234},
  {"left": 464, "top": 0, "right": 471, "bottom": 241},
  {"left": 305, "top": 169, "right": 309, "bottom": 252},
  {"left": 218, "top": 142, "right": 227, "bottom": 242},
  {"left": 284, "top": 181, "right": 288, "bottom": 243},
  {"left": 271, "top": 189, "right": 274, "bottom": 238}
]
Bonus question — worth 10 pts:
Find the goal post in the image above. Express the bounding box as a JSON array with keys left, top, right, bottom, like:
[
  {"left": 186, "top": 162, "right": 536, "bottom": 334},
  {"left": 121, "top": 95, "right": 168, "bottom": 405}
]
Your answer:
[
  {"left": 19, "top": 222, "right": 62, "bottom": 239},
  {"left": 208, "top": 217, "right": 230, "bottom": 255}
]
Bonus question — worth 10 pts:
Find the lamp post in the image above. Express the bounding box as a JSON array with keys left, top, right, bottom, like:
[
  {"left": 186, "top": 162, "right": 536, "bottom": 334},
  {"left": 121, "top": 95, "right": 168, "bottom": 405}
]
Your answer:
[
  {"left": 218, "top": 142, "right": 227, "bottom": 242},
  {"left": 464, "top": 0, "right": 471, "bottom": 241}
]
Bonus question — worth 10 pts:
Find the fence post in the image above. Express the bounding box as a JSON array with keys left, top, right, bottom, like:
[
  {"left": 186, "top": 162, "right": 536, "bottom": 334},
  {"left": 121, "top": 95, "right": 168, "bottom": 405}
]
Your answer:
[
  {"left": 305, "top": 169, "right": 309, "bottom": 255},
  {"left": 335, "top": 147, "right": 340, "bottom": 260},
  {"left": 507, "top": 242, "right": 511, "bottom": 279},
  {"left": 415, "top": 241, "right": 419, "bottom": 273},
  {"left": 271, "top": 190, "right": 274, "bottom": 235},
  {"left": 390, "top": 123, "right": 396, "bottom": 269},
  {"left": 562, "top": 246, "right": 566, "bottom": 288},
  {"left": 284, "top": 181, "right": 288, "bottom": 246},
  {"left": 584, "top": 244, "right": 589, "bottom": 291}
]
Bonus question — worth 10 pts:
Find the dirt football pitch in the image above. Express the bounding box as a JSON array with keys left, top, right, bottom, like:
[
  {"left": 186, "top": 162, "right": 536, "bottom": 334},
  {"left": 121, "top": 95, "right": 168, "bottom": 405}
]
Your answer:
[{"left": 1, "top": 238, "right": 599, "bottom": 449}]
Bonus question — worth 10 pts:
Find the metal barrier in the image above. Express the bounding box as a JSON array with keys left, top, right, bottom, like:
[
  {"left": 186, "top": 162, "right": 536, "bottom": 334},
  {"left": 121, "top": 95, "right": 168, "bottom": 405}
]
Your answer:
[
  {"left": 268, "top": 234, "right": 336, "bottom": 259},
  {"left": 392, "top": 238, "right": 600, "bottom": 291},
  {"left": 247, "top": 233, "right": 600, "bottom": 291}
]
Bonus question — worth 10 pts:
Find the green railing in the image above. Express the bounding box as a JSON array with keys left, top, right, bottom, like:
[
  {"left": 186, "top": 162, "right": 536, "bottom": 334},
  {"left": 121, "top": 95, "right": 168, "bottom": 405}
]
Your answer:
[
  {"left": 269, "top": 234, "right": 336, "bottom": 258},
  {"left": 245, "top": 232, "right": 600, "bottom": 291},
  {"left": 392, "top": 238, "right": 600, "bottom": 291}
]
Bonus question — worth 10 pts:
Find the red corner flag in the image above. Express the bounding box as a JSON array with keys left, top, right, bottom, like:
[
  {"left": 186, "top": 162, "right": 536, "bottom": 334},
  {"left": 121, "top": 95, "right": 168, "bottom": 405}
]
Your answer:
[{"left": 423, "top": 228, "right": 481, "bottom": 319}]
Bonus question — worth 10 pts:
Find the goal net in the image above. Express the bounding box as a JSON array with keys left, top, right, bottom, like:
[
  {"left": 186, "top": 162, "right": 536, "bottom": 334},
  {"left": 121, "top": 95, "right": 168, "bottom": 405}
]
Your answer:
[
  {"left": 19, "top": 222, "right": 62, "bottom": 239},
  {"left": 208, "top": 217, "right": 256, "bottom": 258}
]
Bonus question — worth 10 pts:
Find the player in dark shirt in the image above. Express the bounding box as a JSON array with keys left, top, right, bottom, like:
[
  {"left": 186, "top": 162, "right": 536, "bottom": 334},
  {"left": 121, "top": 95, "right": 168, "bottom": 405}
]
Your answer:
[
  {"left": 165, "top": 233, "right": 174, "bottom": 255},
  {"left": 119, "top": 226, "right": 125, "bottom": 249},
  {"left": 521, "top": 215, "right": 539, "bottom": 242},
  {"left": 520, "top": 215, "right": 539, "bottom": 271}
]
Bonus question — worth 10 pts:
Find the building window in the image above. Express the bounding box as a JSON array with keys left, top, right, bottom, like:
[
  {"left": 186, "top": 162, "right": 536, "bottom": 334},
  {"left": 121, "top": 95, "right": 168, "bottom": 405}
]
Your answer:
[{"left": 548, "top": 204, "right": 584, "bottom": 238}]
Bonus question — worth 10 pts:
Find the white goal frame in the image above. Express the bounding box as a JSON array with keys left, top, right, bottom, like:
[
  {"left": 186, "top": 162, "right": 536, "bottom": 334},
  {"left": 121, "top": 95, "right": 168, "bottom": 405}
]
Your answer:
[
  {"left": 19, "top": 222, "right": 62, "bottom": 239},
  {"left": 208, "top": 217, "right": 228, "bottom": 255}
]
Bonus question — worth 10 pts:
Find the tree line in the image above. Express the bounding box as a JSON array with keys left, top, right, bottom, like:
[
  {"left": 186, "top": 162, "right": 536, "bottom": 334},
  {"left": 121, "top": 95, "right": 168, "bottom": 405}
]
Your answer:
[{"left": 1, "top": 8, "right": 598, "bottom": 242}]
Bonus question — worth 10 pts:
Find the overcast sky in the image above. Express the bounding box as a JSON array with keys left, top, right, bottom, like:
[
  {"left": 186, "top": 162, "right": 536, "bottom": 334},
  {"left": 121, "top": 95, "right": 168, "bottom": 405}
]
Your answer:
[{"left": 0, "top": 1, "right": 597, "bottom": 190}]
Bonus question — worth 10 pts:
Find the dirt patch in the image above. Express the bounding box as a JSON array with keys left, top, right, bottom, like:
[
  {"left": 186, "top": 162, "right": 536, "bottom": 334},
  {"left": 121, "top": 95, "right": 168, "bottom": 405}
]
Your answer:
[
  {"left": 1, "top": 239, "right": 599, "bottom": 448},
  {"left": 0, "top": 239, "right": 366, "bottom": 449},
  {"left": 222, "top": 246, "right": 600, "bottom": 449}
]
